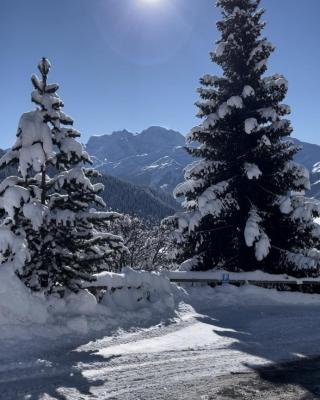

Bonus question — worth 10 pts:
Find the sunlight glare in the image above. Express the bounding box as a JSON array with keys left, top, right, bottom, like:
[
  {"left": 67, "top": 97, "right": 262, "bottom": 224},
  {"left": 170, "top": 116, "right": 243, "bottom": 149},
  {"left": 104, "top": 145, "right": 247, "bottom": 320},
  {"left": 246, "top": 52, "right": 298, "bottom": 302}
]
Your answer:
[{"left": 141, "top": 0, "right": 161, "bottom": 5}]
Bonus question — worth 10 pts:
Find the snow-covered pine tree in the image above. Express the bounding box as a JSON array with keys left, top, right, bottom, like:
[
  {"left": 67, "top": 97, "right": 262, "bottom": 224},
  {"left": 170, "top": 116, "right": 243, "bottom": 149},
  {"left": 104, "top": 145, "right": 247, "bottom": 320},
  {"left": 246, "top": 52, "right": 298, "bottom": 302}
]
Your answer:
[
  {"left": 0, "top": 58, "right": 127, "bottom": 294},
  {"left": 163, "top": 0, "right": 320, "bottom": 276}
]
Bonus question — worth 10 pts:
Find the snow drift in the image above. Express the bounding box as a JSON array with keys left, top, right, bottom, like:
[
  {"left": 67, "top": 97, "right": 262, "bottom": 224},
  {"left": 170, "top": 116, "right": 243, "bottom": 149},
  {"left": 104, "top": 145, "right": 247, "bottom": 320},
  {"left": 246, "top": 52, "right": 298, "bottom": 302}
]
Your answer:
[
  {"left": 0, "top": 267, "right": 177, "bottom": 338},
  {"left": 0, "top": 265, "right": 48, "bottom": 327}
]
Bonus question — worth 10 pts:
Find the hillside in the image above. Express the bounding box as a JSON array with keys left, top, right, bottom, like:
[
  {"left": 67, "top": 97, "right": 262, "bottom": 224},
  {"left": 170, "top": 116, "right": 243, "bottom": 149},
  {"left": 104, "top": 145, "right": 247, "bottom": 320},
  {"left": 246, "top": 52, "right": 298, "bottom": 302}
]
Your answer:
[
  {"left": 86, "top": 126, "right": 192, "bottom": 193},
  {"left": 0, "top": 162, "right": 179, "bottom": 221},
  {"left": 97, "top": 174, "right": 180, "bottom": 220}
]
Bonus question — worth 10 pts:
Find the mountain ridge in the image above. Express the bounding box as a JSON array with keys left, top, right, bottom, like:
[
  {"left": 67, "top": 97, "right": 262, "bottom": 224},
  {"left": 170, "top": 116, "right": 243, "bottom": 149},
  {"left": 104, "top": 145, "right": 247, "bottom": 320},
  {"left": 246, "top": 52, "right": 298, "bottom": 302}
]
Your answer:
[
  {"left": 86, "top": 126, "right": 192, "bottom": 193},
  {"left": 86, "top": 126, "right": 320, "bottom": 199},
  {"left": 0, "top": 128, "right": 319, "bottom": 221}
]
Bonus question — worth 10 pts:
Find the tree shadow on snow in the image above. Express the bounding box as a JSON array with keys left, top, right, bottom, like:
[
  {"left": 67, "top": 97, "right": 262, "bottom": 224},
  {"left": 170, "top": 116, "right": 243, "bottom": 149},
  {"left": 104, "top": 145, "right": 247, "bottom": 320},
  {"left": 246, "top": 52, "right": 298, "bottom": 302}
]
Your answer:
[
  {"left": 257, "top": 357, "right": 320, "bottom": 398},
  {"left": 193, "top": 303, "right": 320, "bottom": 398},
  {"left": 0, "top": 307, "right": 179, "bottom": 400},
  {"left": 0, "top": 346, "right": 115, "bottom": 400}
]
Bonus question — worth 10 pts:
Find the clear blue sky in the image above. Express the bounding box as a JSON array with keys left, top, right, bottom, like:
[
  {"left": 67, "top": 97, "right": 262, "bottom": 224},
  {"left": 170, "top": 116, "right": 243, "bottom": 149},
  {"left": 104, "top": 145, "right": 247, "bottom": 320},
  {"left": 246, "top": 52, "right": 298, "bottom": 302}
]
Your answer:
[{"left": 0, "top": 0, "right": 319, "bottom": 148}]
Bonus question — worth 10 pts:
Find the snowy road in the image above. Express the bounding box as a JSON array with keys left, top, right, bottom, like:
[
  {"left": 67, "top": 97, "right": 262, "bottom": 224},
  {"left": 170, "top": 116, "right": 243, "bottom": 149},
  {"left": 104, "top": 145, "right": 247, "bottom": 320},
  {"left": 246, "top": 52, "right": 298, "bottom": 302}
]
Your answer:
[{"left": 2, "top": 290, "right": 320, "bottom": 399}]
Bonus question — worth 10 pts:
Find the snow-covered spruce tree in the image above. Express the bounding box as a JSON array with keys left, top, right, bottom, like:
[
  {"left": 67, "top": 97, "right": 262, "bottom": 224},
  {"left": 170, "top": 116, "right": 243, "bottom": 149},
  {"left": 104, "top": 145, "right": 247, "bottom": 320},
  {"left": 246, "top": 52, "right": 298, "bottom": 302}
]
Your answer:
[
  {"left": 163, "top": 0, "right": 320, "bottom": 276},
  {"left": 0, "top": 58, "right": 127, "bottom": 294}
]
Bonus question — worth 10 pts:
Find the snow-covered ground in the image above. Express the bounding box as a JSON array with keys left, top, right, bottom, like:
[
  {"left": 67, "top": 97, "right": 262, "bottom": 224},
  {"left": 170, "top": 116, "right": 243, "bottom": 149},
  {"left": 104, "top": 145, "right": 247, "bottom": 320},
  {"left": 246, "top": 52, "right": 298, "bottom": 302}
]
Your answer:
[{"left": 2, "top": 283, "right": 320, "bottom": 399}]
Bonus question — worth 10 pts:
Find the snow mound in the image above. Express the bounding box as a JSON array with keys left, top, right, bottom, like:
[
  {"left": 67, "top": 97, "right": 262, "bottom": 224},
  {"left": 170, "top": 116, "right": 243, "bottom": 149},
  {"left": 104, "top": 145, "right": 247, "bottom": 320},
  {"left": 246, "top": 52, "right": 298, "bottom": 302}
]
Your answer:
[
  {"left": 0, "top": 266, "right": 48, "bottom": 329},
  {"left": 184, "top": 284, "right": 320, "bottom": 308},
  {"left": 86, "top": 267, "right": 175, "bottom": 311},
  {"left": 0, "top": 267, "right": 178, "bottom": 339}
]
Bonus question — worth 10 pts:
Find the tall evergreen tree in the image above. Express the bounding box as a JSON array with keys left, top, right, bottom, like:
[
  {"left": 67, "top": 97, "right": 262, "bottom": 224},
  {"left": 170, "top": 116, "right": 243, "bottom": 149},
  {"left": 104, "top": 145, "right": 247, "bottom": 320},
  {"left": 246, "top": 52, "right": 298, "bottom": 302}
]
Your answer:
[
  {"left": 164, "top": 0, "right": 320, "bottom": 276},
  {"left": 0, "top": 58, "right": 127, "bottom": 294}
]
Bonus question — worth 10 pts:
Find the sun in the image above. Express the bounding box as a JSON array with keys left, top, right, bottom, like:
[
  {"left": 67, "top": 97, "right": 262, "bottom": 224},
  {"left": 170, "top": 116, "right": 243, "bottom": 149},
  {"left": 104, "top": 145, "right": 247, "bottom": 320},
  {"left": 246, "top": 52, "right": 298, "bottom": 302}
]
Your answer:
[
  {"left": 141, "top": 0, "right": 160, "bottom": 4},
  {"left": 138, "top": 0, "right": 166, "bottom": 10}
]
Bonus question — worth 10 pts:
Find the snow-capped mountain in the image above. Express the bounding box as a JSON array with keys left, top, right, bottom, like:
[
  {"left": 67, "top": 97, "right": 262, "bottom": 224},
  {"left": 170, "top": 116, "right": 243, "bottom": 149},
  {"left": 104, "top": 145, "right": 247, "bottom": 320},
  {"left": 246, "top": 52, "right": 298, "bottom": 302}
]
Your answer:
[
  {"left": 1, "top": 130, "right": 319, "bottom": 221},
  {"left": 292, "top": 138, "right": 320, "bottom": 198},
  {"left": 86, "top": 126, "right": 192, "bottom": 193},
  {"left": 86, "top": 127, "right": 320, "bottom": 198}
]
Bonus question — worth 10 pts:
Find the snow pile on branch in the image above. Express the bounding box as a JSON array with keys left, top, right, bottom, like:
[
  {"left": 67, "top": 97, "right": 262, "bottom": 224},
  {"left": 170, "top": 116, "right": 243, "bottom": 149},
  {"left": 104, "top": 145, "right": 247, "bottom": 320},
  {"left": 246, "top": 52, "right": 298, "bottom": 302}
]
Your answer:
[
  {"left": 277, "top": 196, "right": 293, "bottom": 215},
  {"left": 244, "top": 163, "right": 262, "bottom": 180},
  {"left": 202, "top": 113, "right": 219, "bottom": 129},
  {"left": 264, "top": 74, "right": 288, "bottom": 91},
  {"left": 23, "top": 201, "right": 47, "bottom": 230},
  {"left": 242, "top": 85, "right": 255, "bottom": 98},
  {"left": 227, "top": 96, "right": 243, "bottom": 109},
  {"left": 244, "top": 118, "right": 258, "bottom": 134},
  {"left": 284, "top": 162, "right": 310, "bottom": 191},
  {"left": 1, "top": 110, "right": 53, "bottom": 179},
  {"left": 0, "top": 185, "right": 29, "bottom": 218},
  {"left": 290, "top": 197, "right": 320, "bottom": 222},
  {"left": 218, "top": 102, "right": 231, "bottom": 118},
  {"left": 172, "top": 181, "right": 238, "bottom": 235},
  {"left": 0, "top": 227, "right": 29, "bottom": 271},
  {"left": 197, "top": 181, "right": 237, "bottom": 219},
  {"left": 259, "top": 107, "right": 278, "bottom": 122},
  {"left": 215, "top": 41, "right": 226, "bottom": 57},
  {"left": 245, "top": 208, "right": 270, "bottom": 261},
  {"left": 285, "top": 249, "right": 320, "bottom": 272}
]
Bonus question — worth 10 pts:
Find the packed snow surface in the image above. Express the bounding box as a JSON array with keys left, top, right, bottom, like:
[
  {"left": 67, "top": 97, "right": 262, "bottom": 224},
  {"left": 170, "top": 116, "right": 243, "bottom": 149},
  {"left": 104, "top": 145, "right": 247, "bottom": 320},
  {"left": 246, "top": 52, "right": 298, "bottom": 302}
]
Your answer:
[{"left": 2, "top": 277, "right": 320, "bottom": 399}]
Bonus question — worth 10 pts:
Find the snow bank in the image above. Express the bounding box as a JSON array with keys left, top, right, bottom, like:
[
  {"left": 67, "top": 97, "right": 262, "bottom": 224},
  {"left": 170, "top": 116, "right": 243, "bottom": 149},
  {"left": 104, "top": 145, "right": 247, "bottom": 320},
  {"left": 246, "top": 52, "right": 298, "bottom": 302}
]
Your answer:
[
  {"left": 3, "top": 264, "right": 320, "bottom": 342},
  {"left": 183, "top": 283, "right": 320, "bottom": 308},
  {"left": 0, "top": 266, "right": 48, "bottom": 334},
  {"left": 0, "top": 267, "right": 177, "bottom": 339},
  {"left": 83, "top": 267, "right": 175, "bottom": 311},
  {"left": 87, "top": 267, "right": 171, "bottom": 291}
]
